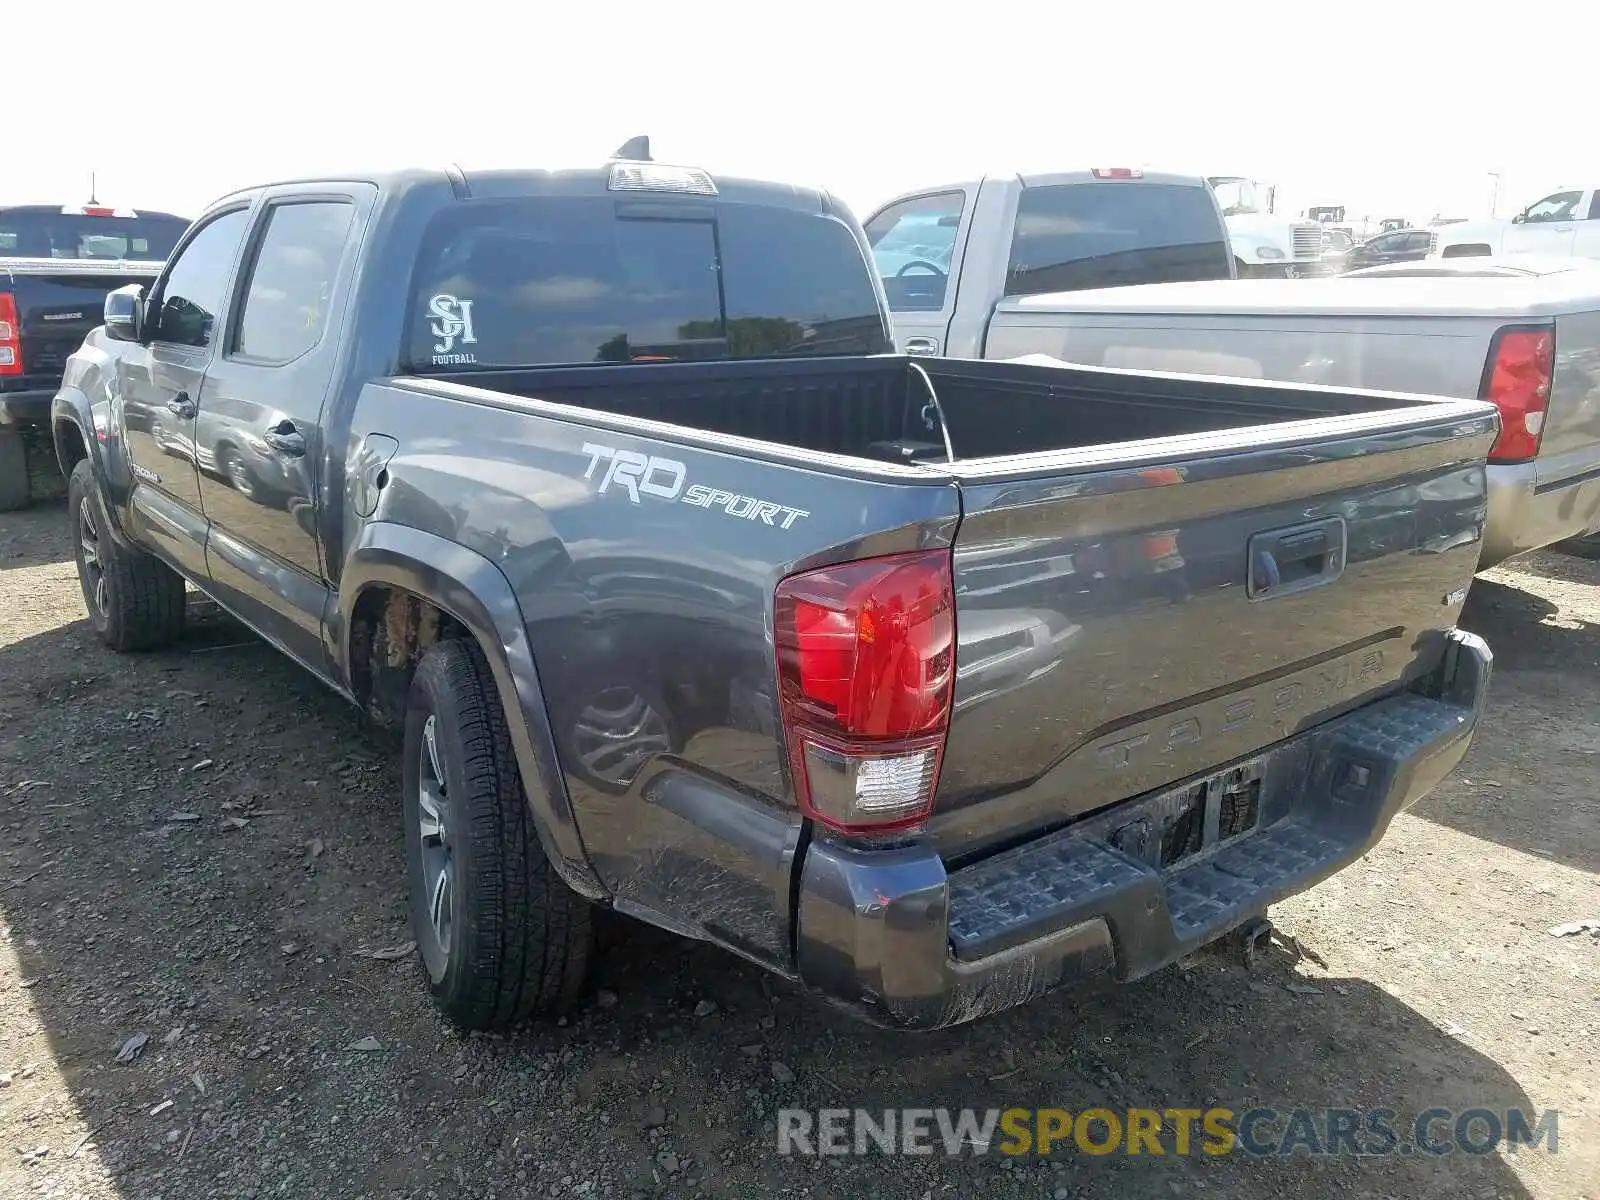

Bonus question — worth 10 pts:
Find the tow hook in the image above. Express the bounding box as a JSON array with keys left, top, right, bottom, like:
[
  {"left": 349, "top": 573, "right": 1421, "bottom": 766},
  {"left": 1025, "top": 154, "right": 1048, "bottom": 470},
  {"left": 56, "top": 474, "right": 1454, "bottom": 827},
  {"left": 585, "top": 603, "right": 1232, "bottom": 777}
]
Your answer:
[{"left": 1236, "top": 917, "right": 1274, "bottom": 972}]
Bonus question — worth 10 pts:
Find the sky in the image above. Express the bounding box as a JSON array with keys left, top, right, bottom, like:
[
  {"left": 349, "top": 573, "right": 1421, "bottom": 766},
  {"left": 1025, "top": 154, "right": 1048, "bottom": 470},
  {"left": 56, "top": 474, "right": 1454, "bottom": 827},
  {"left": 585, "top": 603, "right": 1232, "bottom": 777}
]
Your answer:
[{"left": 12, "top": 1, "right": 1599, "bottom": 227}]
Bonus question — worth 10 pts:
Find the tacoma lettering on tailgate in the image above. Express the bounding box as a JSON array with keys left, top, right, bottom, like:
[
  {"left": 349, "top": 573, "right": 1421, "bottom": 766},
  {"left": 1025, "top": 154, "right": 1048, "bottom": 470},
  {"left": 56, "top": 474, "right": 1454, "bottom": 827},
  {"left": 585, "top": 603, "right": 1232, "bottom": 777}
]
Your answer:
[
  {"left": 581, "top": 442, "right": 810, "bottom": 529},
  {"left": 1094, "top": 649, "right": 1387, "bottom": 770}
]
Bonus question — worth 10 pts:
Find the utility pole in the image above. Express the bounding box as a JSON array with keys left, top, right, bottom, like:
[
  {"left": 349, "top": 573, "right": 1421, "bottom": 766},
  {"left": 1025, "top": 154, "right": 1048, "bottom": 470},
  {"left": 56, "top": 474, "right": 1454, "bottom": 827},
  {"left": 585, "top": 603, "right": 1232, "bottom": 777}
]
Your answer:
[{"left": 1487, "top": 171, "right": 1501, "bottom": 219}]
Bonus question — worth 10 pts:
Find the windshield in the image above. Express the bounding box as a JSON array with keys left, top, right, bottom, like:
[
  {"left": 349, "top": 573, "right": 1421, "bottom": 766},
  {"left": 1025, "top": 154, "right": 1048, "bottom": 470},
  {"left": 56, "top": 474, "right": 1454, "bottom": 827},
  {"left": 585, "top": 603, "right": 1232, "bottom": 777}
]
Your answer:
[
  {"left": 0, "top": 209, "right": 187, "bottom": 261},
  {"left": 1206, "top": 177, "right": 1269, "bottom": 217},
  {"left": 405, "top": 197, "right": 889, "bottom": 370}
]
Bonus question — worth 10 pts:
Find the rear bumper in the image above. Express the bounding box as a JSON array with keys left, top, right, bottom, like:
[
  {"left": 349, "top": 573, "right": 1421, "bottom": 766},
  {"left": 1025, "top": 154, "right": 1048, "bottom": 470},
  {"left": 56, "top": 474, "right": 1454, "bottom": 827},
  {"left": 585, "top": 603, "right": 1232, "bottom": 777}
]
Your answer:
[
  {"left": 1483, "top": 453, "right": 1600, "bottom": 568},
  {"left": 794, "top": 629, "right": 1491, "bottom": 1030},
  {"left": 0, "top": 389, "right": 56, "bottom": 428}
]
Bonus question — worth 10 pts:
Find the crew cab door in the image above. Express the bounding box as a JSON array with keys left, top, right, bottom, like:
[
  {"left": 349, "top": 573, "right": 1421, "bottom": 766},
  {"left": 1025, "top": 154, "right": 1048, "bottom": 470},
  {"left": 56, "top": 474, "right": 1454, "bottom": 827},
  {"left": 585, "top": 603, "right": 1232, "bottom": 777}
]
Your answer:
[
  {"left": 120, "top": 207, "right": 253, "bottom": 578},
  {"left": 1503, "top": 189, "right": 1584, "bottom": 256},
  {"left": 864, "top": 189, "right": 972, "bottom": 357},
  {"left": 194, "top": 187, "right": 370, "bottom": 673}
]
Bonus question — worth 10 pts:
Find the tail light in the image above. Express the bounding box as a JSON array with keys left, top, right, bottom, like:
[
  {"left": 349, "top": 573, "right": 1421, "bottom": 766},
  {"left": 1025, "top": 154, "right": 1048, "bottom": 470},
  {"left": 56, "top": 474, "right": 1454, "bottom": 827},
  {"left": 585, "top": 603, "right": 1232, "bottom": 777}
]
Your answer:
[
  {"left": 1091, "top": 167, "right": 1143, "bottom": 180},
  {"left": 0, "top": 294, "right": 22, "bottom": 376},
  {"left": 1480, "top": 327, "right": 1554, "bottom": 463},
  {"left": 63, "top": 204, "right": 134, "bottom": 218},
  {"left": 774, "top": 550, "right": 955, "bottom": 835}
]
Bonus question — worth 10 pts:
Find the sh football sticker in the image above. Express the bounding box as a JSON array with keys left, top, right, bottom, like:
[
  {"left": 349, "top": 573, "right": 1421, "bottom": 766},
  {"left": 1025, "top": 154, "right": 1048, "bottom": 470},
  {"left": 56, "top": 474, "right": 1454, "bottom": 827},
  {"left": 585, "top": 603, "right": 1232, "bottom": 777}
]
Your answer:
[{"left": 427, "top": 293, "right": 478, "bottom": 364}]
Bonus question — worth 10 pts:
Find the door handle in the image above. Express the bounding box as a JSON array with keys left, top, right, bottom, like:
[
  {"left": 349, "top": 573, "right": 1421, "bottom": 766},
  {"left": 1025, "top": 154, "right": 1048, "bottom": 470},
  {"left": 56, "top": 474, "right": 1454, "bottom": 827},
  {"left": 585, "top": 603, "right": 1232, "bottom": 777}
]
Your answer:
[
  {"left": 262, "top": 422, "right": 306, "bottom": 457},
  {"left": 165, "top": 393, "right": 196, "bottom": 419},
  {"left": 904, "top": 336, "right": 940, "bottom": 356}
]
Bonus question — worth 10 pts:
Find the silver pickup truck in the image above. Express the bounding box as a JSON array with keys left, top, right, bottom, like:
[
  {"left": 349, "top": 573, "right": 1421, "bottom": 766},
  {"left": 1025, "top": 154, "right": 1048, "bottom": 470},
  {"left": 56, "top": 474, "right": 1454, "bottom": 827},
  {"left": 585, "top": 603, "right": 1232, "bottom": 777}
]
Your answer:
[
  {"left": 984, "top": 256, "right": 1600, "bottom": 568},
  {"left": 863, "top": 169, "right": 1234, "bottom": 359}
]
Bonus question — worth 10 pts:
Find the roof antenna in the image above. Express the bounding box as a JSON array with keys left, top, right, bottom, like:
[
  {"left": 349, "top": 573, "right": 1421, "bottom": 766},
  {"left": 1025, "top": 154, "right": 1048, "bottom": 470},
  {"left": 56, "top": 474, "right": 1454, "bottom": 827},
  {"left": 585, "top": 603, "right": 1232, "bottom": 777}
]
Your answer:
[
  {"left": 89, "top": 170, "right": 98, "bottom": 206},
  {"left": 611, "top": 136, "right": 651, "bottom": 162}
]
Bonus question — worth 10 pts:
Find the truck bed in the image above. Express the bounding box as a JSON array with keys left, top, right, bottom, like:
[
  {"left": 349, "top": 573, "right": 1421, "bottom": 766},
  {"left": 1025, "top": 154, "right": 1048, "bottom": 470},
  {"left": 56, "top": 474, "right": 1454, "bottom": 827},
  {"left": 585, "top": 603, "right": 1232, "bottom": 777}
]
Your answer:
[
  {"left": 427, "top": 354, "right": 1450, "bottom": 465},
  {"left": 404, "top": 354, "right": 1496, "bottom": 866}
]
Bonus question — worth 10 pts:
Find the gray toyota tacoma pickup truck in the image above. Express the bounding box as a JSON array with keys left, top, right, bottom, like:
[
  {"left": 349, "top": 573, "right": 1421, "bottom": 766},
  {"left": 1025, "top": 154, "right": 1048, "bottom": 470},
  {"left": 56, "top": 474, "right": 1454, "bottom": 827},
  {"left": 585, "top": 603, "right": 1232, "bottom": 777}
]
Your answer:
[{"left": 50, "top": 149, "right": 1496, "bottom": 1031}]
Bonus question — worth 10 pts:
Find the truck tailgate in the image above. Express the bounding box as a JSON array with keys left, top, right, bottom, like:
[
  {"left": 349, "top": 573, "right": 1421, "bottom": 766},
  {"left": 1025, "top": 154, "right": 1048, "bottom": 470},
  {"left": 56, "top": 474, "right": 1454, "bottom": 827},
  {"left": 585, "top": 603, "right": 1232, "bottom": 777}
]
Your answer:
[
  {"left": 2, "top": 259, "right": 161, "bottom": 383},
  {"left": 932, "top": 401, "right": 1497, "bottom": 862}
]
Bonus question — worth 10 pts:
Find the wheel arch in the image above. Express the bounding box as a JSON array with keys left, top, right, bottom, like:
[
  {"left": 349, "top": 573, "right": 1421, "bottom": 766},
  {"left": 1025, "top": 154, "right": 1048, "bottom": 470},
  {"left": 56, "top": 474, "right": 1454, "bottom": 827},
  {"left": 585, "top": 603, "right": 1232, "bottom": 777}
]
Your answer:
[
  {"left": 337, "top": 522, "right": 607, "bottom": 900},
  {"left": 51, "top": 388, "right": 107, "bottom": 489},
  {"left": 52, "top": 387, "right": 144, "bottom": 544}
]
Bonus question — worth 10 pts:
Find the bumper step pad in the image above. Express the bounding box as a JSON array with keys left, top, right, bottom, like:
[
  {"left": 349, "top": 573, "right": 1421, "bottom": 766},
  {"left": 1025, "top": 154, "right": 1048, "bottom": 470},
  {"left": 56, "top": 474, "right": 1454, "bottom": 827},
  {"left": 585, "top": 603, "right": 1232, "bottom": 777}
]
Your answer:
[{"left": 945, "top": 691, "right": 1476, "bottom": 970}]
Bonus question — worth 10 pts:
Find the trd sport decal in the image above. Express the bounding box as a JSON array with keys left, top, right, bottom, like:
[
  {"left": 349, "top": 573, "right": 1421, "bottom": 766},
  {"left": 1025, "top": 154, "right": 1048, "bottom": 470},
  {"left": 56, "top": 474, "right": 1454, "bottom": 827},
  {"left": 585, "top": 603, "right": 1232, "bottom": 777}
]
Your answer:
[{"left": 581, "top": 442, "right": 810, "bottom": 529}]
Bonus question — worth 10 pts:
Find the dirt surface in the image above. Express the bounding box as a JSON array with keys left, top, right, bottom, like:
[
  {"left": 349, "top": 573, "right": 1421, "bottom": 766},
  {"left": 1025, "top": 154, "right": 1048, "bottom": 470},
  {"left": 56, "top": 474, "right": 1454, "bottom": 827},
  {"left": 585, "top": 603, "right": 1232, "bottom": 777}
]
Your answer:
[{"left": 0, "top": 500, "right": 1595, "bottom": 1200}]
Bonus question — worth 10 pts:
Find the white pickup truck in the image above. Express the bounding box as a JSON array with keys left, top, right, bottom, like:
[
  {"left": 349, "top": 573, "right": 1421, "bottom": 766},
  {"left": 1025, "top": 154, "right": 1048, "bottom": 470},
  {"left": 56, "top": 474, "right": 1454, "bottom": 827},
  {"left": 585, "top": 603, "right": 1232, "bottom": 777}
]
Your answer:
[
  {"left": 863, "top": 168, "right": 1233, "bottom": 358},
  {"left": 968, "top": 257, "right": 1600, "bottom": 568},
  {"left": 1433, "top": 187, "right": 1600, "bottom": 259}
]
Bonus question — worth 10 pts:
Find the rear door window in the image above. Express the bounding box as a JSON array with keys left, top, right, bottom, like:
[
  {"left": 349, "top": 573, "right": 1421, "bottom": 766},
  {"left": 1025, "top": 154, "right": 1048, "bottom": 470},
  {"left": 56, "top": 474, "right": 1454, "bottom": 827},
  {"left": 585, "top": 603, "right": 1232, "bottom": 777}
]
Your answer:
[
  {"left": 406, "top": 197, "right": 887, "bottom": 370},
  {"left": 1004, "top": 183, "right": 1233, "bottom": 296}
]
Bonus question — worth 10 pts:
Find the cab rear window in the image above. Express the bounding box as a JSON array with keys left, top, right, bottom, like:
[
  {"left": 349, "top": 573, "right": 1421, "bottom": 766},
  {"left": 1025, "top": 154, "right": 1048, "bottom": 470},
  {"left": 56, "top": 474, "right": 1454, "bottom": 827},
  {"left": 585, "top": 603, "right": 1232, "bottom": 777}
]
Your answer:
[
  {"left": 0, "top": 211, "right": 187, "bottom": 261},
  {"left": 1005, "top": 183, "right": 1233, "bottom": 295},
  {"left": 405, "top": 197, "right": 889, "bottom": 371}
]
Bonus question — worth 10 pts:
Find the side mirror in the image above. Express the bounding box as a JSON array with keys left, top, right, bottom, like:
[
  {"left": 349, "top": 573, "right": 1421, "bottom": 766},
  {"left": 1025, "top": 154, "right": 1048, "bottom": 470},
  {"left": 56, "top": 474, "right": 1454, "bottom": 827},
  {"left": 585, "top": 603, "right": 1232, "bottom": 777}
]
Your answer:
[
  {"left": 1511, "top": 213, "right": 1526, "bottom": 225},
  {"left": 103, "top": 284, "right": 145, "bottom": 343}
]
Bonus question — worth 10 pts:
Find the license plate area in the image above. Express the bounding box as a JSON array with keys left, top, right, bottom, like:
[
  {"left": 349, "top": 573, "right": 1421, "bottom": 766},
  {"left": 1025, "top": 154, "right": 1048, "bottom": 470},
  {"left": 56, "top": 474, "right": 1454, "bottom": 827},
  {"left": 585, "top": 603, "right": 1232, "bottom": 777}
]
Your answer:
[{"left": 1106, "top": 759, "right": 1264, "bottom": 871}]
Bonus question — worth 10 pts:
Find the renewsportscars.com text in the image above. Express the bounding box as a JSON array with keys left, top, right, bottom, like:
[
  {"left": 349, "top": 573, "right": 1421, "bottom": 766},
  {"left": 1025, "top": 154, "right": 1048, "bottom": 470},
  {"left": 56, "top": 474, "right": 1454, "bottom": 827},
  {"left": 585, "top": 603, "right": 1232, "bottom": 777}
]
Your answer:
[{"left": 776, "top": 1106, "right": 1560, "bottom": 1158}]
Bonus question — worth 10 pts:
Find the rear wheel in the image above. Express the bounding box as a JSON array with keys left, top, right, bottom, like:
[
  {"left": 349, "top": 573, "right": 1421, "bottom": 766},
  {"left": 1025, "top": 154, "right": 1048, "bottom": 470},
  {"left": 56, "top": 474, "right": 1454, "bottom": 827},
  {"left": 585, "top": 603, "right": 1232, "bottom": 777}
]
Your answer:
[
  {"left": 403, "top": 637, "right": 593, "bottom": 1029},
  {"left": 68, "top": 459, "right": 186, "bottom": 651},
  {"left": 0, "top": 429, "right": 30, "bottom": 511}
]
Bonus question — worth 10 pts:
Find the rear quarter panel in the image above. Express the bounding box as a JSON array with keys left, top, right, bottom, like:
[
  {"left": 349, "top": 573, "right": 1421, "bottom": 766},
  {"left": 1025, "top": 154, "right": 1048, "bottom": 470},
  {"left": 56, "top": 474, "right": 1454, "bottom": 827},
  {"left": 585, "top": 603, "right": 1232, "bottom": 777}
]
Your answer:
[{"left": 346, "top": 380, "right": 960, "bottom": 965}]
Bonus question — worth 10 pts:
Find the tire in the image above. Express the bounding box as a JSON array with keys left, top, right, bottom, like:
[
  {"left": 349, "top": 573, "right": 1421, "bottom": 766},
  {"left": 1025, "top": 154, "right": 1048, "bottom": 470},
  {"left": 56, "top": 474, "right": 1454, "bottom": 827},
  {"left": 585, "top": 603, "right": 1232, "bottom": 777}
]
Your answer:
[
  {"left": 68, "top": 459, "right": 186, "bottom": 651},
  {"left": 0, "top": 428, "right": 30, "bottom": 512},
  {"left": 403, "top": 637, "right": 593, "bottom": 1029}
]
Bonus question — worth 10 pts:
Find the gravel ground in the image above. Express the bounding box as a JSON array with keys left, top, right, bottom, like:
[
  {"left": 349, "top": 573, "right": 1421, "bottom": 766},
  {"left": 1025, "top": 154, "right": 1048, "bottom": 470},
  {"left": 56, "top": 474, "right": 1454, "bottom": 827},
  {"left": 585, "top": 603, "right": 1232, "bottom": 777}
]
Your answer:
[{"left": 0, "top": 500, "right": 1595, "bottom": 1200}]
